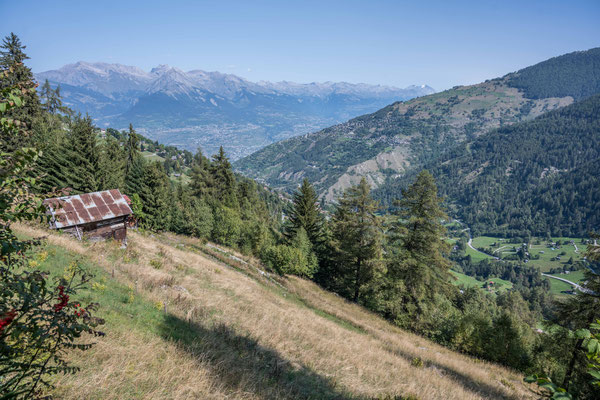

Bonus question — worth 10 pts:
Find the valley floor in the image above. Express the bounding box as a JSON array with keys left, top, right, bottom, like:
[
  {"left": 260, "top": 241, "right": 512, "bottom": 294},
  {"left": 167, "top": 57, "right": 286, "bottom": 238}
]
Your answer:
[{"left": 15, "top": 223, "right": 538, "bottom": 400}]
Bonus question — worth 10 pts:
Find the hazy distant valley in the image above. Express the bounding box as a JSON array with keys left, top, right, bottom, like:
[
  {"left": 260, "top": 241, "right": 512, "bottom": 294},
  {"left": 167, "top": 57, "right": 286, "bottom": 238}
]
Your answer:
[{"left": 36, "top": 62, "right": 434, "bottom": 158}]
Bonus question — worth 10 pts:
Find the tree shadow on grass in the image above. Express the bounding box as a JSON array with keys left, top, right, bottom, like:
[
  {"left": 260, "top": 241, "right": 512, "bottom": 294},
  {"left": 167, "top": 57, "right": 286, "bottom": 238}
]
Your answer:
[
  {"left": 158, "top": 313, "right": 369, "bottom": 400},
  {"left": 384, "top": 345, "right": 522, "bottom": 400}
]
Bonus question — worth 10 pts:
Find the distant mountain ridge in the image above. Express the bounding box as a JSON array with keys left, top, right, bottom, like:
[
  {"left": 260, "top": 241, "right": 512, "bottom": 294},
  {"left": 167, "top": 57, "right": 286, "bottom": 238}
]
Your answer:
[
  {"left": 235, "top": 47, "right": 600, "bottom": 201},
  {"left": 36, "top": 62, "right": 434, "bottom": 158}
]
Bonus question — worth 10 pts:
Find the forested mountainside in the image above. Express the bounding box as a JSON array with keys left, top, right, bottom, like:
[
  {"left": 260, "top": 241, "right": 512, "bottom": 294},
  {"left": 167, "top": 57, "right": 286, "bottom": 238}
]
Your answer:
[
  {"left": 374, "top": 94, "right": 600, "bottom": 237},
  {"left": 4, "top": 33, "right": 600, "bottom": 400},
  {"left": 236, "top": 47, "right": 600, "bottom": 201},
  {"left": 36, "top": 62, "right": 434, "bottom": 159}
]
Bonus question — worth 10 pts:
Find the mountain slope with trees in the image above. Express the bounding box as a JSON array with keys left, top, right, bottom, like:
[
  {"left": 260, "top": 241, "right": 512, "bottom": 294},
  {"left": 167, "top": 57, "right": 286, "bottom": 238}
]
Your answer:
[
  {"left": 4, "top": 33, "right": 600, "bottom": 400},
  {"left": 375, "top": 94, "right": 600, "bottom": 237},
  {"left": 236, "top": 47, "right": 600, "bottom": 201}
]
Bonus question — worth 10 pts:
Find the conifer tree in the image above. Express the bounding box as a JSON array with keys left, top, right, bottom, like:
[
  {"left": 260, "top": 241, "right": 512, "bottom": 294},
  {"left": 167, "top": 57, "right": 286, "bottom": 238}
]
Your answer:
[
  {"left": 331, "top": 178, "right": 383, "bottom": 303},
  {"left": 210, "top": 146, "right": 237, "bottom": 206},
  {"left": 66, "top": 115, "right": 101, "bottom": 193},
  {"left": 139, "top": 162, "right": 170, "bottom": 230},
  {"left": 125, "top": 124, "right": 139, "bottom": 176},
  {"left": 124, "top": 124, "right": 145, "bottom": 195},
  {"left": 40, "top": 79, "right": 63, "bottom": 114},
  {"left": 98, "top": 135, "right": 125, "bottom": 190},
  {"left": 285, "top": 178, "right": 324, "bottom": 246},
  {"left": 189, "top": 148, "right": 213, "bottom": 198},
  {"left": 382, "top": 171, "right": 452, "bottom": 329},
  {"left": 32, "top": 104, "right": 71, "bottom": 193},
  {"left": 0, "top": 33, "right": 41, "bottom": 151},
  {"left": 391, "top": 170, "right": 451, "bottom": 294}
]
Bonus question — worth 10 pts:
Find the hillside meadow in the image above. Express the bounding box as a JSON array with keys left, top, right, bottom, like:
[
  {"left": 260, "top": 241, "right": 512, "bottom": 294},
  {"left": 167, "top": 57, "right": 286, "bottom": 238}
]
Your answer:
[{"left": 14, "top": 223, "right": 538, "bottom": 400}]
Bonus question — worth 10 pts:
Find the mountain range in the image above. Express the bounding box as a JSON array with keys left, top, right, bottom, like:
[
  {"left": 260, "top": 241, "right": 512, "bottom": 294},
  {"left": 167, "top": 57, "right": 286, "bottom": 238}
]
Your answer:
[
  {"left": 236, "top": 48, "right": 600, "bottom": 203},
  {"left": 35, "top": 62, "right": 434, "bottom": 158}
]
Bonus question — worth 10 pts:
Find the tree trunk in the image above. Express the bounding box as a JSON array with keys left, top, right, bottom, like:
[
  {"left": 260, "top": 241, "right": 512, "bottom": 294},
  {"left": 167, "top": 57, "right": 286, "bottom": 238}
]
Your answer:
[{"left": 353, "top": 258, "right": 361, "bottom": 303}]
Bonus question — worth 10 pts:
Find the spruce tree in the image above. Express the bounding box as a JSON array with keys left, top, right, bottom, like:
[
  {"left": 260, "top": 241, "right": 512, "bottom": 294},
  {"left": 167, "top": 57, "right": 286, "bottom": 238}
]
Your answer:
[
  {"left": 210, "top": 146, "right": 237, "bottom": 206},
  {"left": 139, "top": 162, "right": 170, "bottom": 230},
  {"left": 285, "top": 178, "right": 324, "bottom": 246},
  {"left": 40, "top": 79, "right": 63, "bottom": 115},
  {"left": 189, "top": 148, "right": 213, "bottom": 198},
  {"left": 331, "top": 178, "right": 383, "bottom": 303},
  {"left": 125, "top": 124, "right": 139, "bottom": 177},
  {"left": 124, "top": 124, "right": 145, "bottom": 195},
  {"left": 0, "top": 33, "right": 41, "bottom": 151},
  {"left": 66, "top": 115, "right": 101, "bottom": 193},
  {"left": 98, "top": 135, "right": 125, "bottom": 190}
]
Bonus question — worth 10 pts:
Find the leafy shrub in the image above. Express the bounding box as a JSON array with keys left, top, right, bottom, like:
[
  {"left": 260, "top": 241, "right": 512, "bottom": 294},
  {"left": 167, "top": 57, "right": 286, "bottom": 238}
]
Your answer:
[
  {"left": 411, "top": 357, "right": 424, "bottom": 368},
  {"left": 1, "top": 80, "right": 104, "bottom": 398},
  {"left": 261, "top": 244, "right": 314, "bottom": 277},
  {"left": 211, "top": 206, "right": 241, "bottom": 247}
]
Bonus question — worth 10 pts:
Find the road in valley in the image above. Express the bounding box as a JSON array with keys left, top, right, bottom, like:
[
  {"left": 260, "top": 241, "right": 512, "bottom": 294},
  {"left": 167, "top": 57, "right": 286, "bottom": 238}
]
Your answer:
[
  {"left": 467, "top": 235, "right": 500, "bottom": 260},
  {"left": 542, "top": 273, "right": 596, "bottom": 295}
]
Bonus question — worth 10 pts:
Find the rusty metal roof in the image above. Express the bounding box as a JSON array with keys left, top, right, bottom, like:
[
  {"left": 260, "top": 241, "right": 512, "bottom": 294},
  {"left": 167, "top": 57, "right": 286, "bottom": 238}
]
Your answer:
[{"left": 44, "top": 189, "right": 132, "bottom": 229}]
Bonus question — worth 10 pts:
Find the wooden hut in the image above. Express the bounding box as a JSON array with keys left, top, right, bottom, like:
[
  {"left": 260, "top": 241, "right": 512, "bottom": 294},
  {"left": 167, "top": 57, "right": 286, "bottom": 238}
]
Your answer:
[{"left": 44, "top": 189, "right": 132, "bottom": 243}]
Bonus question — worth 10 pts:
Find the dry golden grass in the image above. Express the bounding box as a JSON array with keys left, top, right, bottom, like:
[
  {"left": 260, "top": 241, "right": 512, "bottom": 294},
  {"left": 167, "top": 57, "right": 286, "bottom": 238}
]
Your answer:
[{"left": 15, "top": 224, "right": 537, "bottom": 399}]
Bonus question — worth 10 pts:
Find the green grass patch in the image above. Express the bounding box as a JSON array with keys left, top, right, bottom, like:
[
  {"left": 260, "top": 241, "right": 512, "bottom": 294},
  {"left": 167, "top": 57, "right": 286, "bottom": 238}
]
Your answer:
[
  {"left": 35, "top": 244, "right": 168, "bottom": 336},
  {"left": 471, "top": 236, "right": 506, "bottom": 249},
  {"left": 464, "top": 245, "right": 494, "bottom": 262},
  {"left": 450, "top": 271, "right": 512, "bottom": 295},
  {"left": 546, "top": 277, "right": 575, "bottom": 298},
  {"left": 549, "top": 269, "right": 586, "bottom": 284},
  {"left": 142, "top": 151, "right": 165, "bottom": 162}
]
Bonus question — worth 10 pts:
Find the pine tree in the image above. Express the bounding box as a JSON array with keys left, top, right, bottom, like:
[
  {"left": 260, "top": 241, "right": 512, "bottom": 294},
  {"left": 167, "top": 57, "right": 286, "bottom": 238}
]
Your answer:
[
  {"left": 284, "top": 178, "right": 324, "bottom": 246},
  {"left": 331, "top": 178, "right": 383, "bottom": 303}
]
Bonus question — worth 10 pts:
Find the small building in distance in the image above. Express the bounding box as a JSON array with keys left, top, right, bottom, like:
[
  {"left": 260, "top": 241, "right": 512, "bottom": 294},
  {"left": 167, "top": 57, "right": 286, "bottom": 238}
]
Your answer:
[{"left": 44, "top": 189, "right": 132, "bottom": 243}]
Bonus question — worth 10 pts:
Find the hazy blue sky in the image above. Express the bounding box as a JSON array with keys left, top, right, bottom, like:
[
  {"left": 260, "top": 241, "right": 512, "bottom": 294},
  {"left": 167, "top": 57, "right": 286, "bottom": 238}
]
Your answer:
[{"left": 1, "top": 0, "right": 598, "bottom": 90}]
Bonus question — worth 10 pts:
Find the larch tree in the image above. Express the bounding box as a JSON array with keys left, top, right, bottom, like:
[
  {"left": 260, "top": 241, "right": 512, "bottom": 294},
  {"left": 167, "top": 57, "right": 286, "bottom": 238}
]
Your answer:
[
  {"left": 385, "top": 170, "right": 452, "bottom": 328},
  {"left": 332, "top": 177, "right": 383, "bottom": 303}
]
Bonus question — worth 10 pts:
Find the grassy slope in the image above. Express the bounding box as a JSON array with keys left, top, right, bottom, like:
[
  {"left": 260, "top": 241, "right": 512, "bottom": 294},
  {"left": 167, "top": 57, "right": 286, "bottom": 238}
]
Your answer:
[
  {"left": 451, "top": 271, "right": 513, "bottom": 295},
  {"left": 141, "top": 150, "right": 166, "bottom": 162},
  {"left": 14, "top": 223, "right": 536, "bottom": 400}
]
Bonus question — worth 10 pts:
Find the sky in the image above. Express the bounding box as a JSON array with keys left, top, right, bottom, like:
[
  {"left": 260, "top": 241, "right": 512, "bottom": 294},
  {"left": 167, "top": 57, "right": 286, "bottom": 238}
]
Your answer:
[{"left": 1, "top": 0, "right": 599, "bottom": 90}]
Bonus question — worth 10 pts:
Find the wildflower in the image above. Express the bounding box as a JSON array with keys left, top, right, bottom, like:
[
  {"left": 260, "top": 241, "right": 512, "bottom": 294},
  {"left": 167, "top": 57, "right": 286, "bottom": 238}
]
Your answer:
[
  {"left": 53, "top": 285, "right": 69, "bottom": 312},
  {"left": 0, "top": 310, "right": 17, "bottom": 333}
]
